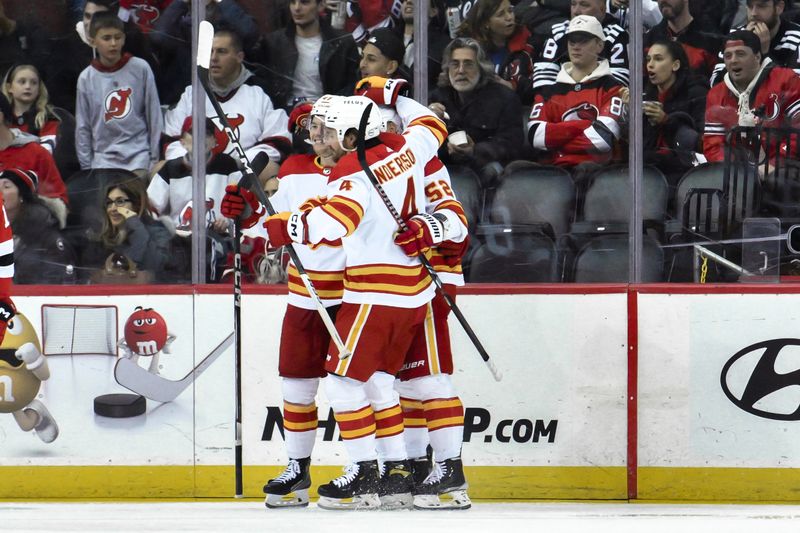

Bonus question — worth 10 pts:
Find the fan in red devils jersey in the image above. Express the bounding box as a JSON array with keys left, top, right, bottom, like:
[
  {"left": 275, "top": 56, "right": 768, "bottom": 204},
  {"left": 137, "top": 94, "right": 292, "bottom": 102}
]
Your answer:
[
  {"left": 527, "top": 15, "right": 625, "bottom": 171},
  {"left": 710, "top": 0, "right": 800, "bottom": 86},
  {"left": 704, "top": 30, "right": 800, "bottom": 162},
  {"left": 643, "top": 0, "right": 722, "bottom": 84}
]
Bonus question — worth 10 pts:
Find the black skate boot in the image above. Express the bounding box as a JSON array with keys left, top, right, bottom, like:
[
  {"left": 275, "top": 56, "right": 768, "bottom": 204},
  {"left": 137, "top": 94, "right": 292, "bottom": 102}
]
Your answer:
[
  {"left": 378, "top": 459, "right": 414, "bottom": 509},
  {"left": 263, "top": 457, "right": 311, "bottom": 508},
  {"left": 413, "top": 457, "right": 471, "bottom": 510},
  {"left": 317, "top": 460, "right": 381, "bottom": 510},
  {"left": 410, "top": 456, "right": 431, "bottom": 488}
]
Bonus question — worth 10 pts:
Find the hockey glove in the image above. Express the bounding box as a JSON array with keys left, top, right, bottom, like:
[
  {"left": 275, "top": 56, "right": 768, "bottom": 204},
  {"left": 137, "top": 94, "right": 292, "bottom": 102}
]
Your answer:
[
  {"left": 0, "top": 297, "right": 16, "bottom": 345},
  {"left": 288, "top": 102, "right": 314, "bottom": 135},
  {"left": 354, "top": 76, "right": 410, "bottom": 106},
  {"left": 437, "top": 235, "right": 470, "bottom": 267},
  {"left": 264, "top": 211, "right": 309, "bottom": 248},
  {"left": 394, "top": 213, "right": 445, "bottom": 257},
  {"left": 221, "top": 185, "right": 265, "bottom": 229}
]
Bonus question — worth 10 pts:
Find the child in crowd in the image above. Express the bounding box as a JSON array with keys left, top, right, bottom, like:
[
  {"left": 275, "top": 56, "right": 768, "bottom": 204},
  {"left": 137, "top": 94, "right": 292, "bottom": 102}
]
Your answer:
[
  {"left": 75, "top": 11, "right": 162, "bottom": 174},
  {"left": 147, "top": 117, "right": 240, "bottom": 236},
  {"left": 2, "top": 65, "right": 61, "bottom": 154}
]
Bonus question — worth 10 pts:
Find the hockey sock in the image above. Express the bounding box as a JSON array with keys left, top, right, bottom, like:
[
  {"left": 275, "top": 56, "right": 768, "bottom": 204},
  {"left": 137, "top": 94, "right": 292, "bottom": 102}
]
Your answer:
[
  {"left": 366, "top": 372, "right": 407, "bottom": 462},
  {"left": 326, "top": 374, "right": 378, "bottom": 462},
  {"left": 399, "top": 396, "right": 430, "bottom": 459},
  {"left": 282, "top": 378, "right": 320, "bottom": 459},
  {"left": 424, "top": 396, "right": 464, "bottom": 461}
]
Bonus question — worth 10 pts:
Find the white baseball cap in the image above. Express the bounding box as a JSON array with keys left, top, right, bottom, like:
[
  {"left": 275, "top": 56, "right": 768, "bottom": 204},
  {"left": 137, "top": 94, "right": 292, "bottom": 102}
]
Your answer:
[{"left": 566, "top": 15, "right": 605, "bottom": 41}]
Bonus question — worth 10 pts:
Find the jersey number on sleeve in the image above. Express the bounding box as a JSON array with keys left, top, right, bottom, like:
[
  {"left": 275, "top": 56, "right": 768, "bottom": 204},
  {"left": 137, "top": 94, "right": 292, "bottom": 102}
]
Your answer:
[{"left": 424, "top": 180, "right": 455, "bottom": 203}]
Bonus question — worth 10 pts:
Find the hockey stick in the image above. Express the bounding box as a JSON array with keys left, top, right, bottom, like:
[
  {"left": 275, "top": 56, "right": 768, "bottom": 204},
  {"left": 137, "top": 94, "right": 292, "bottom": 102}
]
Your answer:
[
  {"left": 356, "top": 103, "right": 501, "bottom": 382},
  {"left": 195, "top": 21, "right": 350, "bottom": 360},
  {"left": 114, "top": 332, "right": 235, "bottom": 403}
]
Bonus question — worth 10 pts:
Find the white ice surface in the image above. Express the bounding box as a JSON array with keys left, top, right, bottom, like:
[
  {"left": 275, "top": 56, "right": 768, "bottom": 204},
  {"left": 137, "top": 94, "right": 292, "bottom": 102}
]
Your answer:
[{"left": 0, "top": 502, "right": 799, "bottom": 533}]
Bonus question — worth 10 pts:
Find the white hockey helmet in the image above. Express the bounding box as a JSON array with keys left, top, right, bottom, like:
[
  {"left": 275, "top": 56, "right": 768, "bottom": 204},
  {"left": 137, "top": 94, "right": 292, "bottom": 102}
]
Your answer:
[
  {"left": 310, "top": 94, "right": 339, "bottom": 121},
  {"left": 378, "top": 105, "right": 402, "bottom": 133},
  {"left": 323, "top": 95, "right": 383, "bottom": 151}
]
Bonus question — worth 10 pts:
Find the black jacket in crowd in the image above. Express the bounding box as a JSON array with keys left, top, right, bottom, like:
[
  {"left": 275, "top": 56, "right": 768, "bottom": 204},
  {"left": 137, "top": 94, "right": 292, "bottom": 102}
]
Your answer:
[{"left": 257, "top": 21, "right": 361, "bottom": 112}]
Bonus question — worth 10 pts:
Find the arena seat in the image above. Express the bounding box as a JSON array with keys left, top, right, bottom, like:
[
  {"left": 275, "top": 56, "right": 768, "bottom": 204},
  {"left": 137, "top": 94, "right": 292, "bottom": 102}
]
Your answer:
[
  {"left": 489, "top": 163, "right": 575, "bottom": 238},
  {"left": 467, "top": 224, "right": 559, "bottom": 283},
  {"left": 572, "top": 233, "right": 664, "bottom": 282}
]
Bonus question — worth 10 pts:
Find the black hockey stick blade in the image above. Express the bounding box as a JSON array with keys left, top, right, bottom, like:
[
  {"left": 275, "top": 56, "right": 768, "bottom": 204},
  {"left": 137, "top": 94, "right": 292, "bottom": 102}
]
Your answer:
[{"left": 356, "top": 103, "right": 501, "bottom": 381}]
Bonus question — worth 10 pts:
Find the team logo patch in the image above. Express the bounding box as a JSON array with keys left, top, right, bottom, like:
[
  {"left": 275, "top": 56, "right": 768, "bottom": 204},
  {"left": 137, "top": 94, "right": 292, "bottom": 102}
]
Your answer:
[
  {"left": 561, "top": 102, "right": 599, "bottom": 122},
  {"left": 104, "top": 88, "right": 133, "bottom": 121},
  {"left": 131, "top": 3, "right": 160, "bottom": 27},
  {"left": 762, "top": 94, "right": 781, "bottom": 122},
  {"left": 212, "top": 114, "right": 245, "bottom": 155}
]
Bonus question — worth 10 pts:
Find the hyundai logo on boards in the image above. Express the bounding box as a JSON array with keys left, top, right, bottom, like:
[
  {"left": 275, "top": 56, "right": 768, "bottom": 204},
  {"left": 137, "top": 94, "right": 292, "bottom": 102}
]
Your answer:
[{"left": 720, "top": 338, "right": 800, "bottom": 421}]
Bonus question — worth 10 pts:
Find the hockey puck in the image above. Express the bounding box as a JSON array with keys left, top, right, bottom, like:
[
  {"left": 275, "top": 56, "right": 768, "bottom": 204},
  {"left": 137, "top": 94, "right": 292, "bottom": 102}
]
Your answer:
[{"left": 94, "top": 393, "right": 146, "bottom": 418}]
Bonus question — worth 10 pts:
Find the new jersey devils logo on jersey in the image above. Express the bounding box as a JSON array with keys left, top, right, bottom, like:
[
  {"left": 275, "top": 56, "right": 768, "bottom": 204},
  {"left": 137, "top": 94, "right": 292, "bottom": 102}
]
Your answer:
[
  {"left": 761, "top": 93, "right": 781, "bottom": 122},
  {"left": 561, "top": 103, "right": 599, "bottom": 122},
  {"left": 211, "top": 114, "right": 245, "bottom": 154},
  {"left": 104, "top": 88, "right": 133, "bottom": 121},
  {"left": 131, "top": 4, "right": 160, "bottom": 28}
]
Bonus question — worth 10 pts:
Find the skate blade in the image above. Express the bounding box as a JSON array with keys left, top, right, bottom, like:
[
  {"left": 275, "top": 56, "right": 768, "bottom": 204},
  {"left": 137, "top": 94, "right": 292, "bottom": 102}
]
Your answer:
[
  {"left": 413, "top": 490, "right": 472, "bottom": 510},
  {"left": 379, "top": 492, "right": 413, "bottom": 510},
  {"left": 265, "top": 489, "right": 309, "bottom": 508},
  {"left": 317, "top": 493, "right": 381, "bottom": 511}
]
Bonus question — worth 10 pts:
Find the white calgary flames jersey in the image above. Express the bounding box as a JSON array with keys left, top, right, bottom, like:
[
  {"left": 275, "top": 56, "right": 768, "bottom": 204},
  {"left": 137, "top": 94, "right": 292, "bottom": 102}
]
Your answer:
[
  {"left": 423, "top": 157, "right": 467, "bottom": 286},
  {"left": 303, "top": 96, "right": 447, "bottom": 308},
  {"left": 268, "top": 154, "right": 346, "bottom": 309}
]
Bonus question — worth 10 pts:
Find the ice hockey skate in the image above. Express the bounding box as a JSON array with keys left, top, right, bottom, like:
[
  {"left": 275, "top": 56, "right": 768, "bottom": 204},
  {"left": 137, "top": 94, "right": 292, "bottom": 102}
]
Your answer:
[
  {"left": 316, "top": 461, "right": 381, "bottom": 510},
  {"left": 263, "top": 458, "right": 311, "bottom": 508},
  {"left": 413, "top": 457, "right": 471, "bottom": 510},
  {"left": 410, "top": 456, "right": 431, "bottom": 488},
  {"left": 378, "top": 459, "right": 414, "bottom": 510}
]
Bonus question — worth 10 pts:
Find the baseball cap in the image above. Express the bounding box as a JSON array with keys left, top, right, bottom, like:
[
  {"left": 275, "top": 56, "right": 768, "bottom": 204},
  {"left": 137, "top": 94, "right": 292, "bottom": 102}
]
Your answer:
[
  {"left": 566, "top": 15, "right": 605, "bottom": 41},
  {"left": 725, "top": 30, "right": 762, "bottom": 56},
  {"left": 365, "top": 28, "right": 405, "bottom": 63}
]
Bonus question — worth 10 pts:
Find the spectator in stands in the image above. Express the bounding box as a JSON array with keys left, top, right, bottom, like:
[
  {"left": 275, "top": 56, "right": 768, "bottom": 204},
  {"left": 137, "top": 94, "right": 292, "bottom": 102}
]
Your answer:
[
  {"left": 429, "top": 37, "right": 524, "bottom": 185},
  {"left": 393, "top": 0, "right": 451, "bottom": 88},
  {"left": 689, "top": 0, "right": 745, "bottom": 34},
  {"left": 75, "top": 12, "right": 162, "bottom": 174},
  {"left": 532, "top": 0, "right": 630, "bottom": 89},
  {"left": 644, "top": 0, "right": 722, "bottom": 84},
  {"left": 257, "top": 0, "right": 360, "bottom": 112},
  {"left": 621, "top": 40, "right": 707, "bottom": 192},
  {"left": 704, "top": 30, "right": 800, "bottom": 162},
  {"left": 151, "top": 0, "right": 259, "bottom": 105},
  {"left": 0, "top": 93, "right": 69, "bottom": 219},
  {"left": 48, "top": 0, "right": 156, "bottom": 113},
  {"left": 710, "top": 0, "right": 800, "bottom": 85},
  {"left": 337, "top": 0, "right": 398, "bottom": 45},
  {"left": 458, "top": 0, "right": 536, "bottom": 104},
  {"left": 148, "top": 117, "right": 239, "bottom": 236},
  {"left": 605, "top": 0, "right": 663, "bottom": 30},
  {"left": 2, "top": 65, "right": 61, "bottom": 154},
  {"left": 360, "top": 28, "right": 411, "bottom": 81},
  {"left": 0, "top": 2, "right": 50, "bottom": 79},
  {"left": 163, "top": 26, "right": 289, "bottom": 188},
  {"left": 0, "top": 168, "right": 77, "bottom": 284},
  {"left": 527, "top": 15, "right": 624, "bottom": 184},
  {"left": 83, "top": 177, "right": 172, "bottom": 282}
]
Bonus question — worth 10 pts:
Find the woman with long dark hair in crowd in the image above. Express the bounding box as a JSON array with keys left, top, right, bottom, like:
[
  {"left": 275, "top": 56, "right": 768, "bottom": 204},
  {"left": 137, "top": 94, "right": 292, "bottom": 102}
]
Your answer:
[
  {"left": 83, "top": 177, "right": 172, "bottom": 282},
  {"left": 622, "top": 39, "right": 708, "bottom": 194},
  {"left": 458, "top": 0, "right": 536, "bottom": 104}
]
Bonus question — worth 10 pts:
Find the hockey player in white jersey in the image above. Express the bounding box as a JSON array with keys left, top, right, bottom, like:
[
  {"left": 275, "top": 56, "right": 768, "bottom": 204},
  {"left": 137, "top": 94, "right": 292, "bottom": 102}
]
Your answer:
[
  {"left": 261, "top": 85, "right": 457, "bottom": 510},
  {"left": 220, "top": 97, "right": 346, "bottom": 508},
  {"left": 365, "top": 86, "right": 472, "bottom": 510}
]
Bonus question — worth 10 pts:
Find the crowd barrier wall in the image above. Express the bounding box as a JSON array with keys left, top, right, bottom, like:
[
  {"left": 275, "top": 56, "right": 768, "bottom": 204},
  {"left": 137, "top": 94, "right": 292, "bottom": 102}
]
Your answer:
[{"left": 1, "top": 284, "right": 798, "bottom": 501}]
